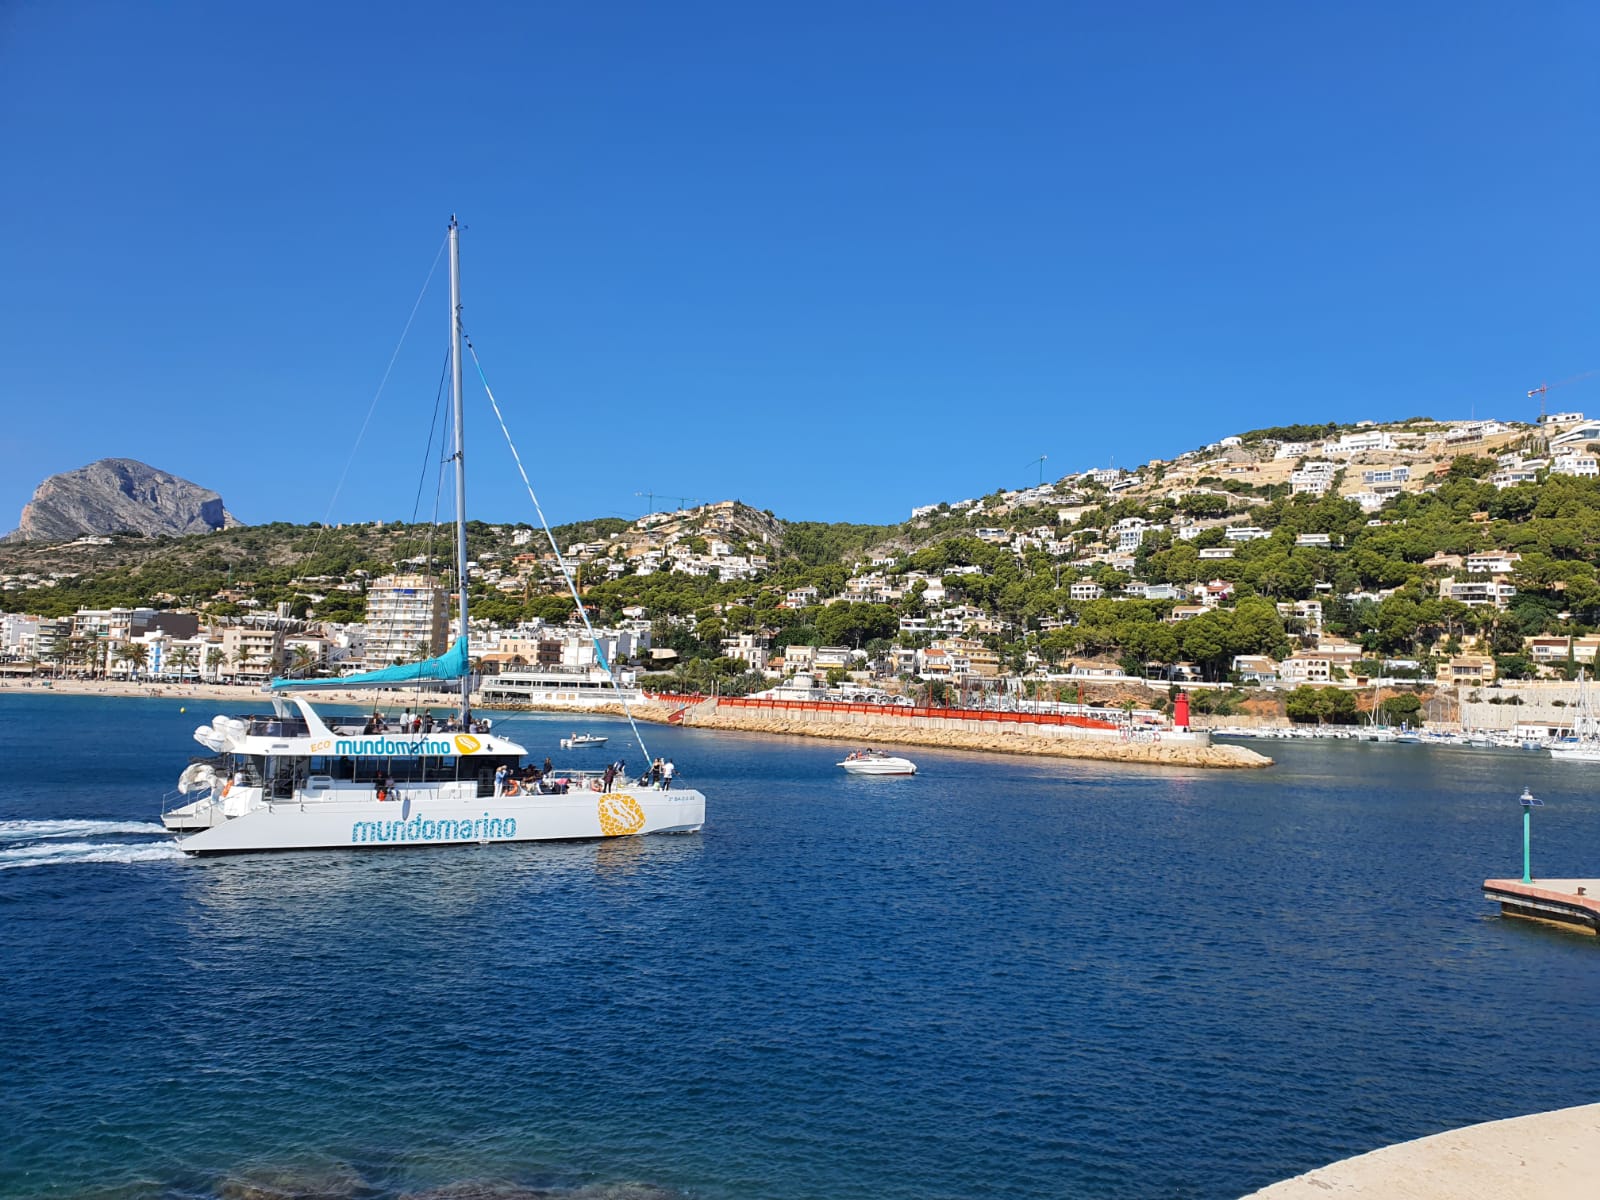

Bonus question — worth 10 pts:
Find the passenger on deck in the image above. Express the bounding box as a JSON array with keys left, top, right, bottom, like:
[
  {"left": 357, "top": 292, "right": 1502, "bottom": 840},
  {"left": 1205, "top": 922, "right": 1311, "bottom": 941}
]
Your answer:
[{"left": 494, "top": 764, "right": 508, "bottom": 797}]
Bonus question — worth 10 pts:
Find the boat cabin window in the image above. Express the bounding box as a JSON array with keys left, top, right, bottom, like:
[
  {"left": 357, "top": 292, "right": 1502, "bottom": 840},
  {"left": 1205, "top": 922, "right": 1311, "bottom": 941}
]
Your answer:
[
  {"left": 223, "top": 754, "right": 267, "bottom": 786},
  {"left": 244, "top": 714, "right": 310, "bottom": 738}
]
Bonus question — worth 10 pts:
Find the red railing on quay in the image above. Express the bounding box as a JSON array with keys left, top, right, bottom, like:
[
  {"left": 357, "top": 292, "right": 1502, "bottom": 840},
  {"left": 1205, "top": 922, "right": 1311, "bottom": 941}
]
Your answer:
[{"left": 712, "top": 695, "right": 1121, "bottom": 731}]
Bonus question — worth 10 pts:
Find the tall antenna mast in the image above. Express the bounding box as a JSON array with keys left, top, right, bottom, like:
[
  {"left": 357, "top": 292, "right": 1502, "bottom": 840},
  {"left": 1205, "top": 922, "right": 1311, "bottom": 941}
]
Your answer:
[{"left": 449, "top": 216, "right": 470, "bottom": 722}]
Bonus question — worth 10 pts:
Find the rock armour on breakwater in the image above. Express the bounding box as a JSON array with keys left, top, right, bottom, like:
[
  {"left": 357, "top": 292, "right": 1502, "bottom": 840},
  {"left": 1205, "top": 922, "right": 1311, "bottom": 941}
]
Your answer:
[
  {"left": 656, "top": 705, "right": 1273, "bottom": 768},
  {"left": 472, "top": 697, "right": 1271, "bottom": 767}
]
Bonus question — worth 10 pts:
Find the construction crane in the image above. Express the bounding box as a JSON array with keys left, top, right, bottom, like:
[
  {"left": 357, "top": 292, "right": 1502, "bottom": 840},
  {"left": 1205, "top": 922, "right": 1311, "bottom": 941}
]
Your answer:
[
  {"left": 1024, "top": 454, "right": 1048, "bottom": 488},
  {"left": 1527, "top": 370, "right": 1599, "bottom": 424},
  {"left": 634, "top": 491, "right": 704, "bottom": 516}
]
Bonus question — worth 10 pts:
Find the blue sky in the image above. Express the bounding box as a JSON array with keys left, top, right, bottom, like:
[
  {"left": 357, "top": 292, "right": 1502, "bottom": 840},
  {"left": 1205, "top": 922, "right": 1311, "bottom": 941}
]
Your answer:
[{"left": 2, "top": 2, "right": 1597, "bottom": 530}]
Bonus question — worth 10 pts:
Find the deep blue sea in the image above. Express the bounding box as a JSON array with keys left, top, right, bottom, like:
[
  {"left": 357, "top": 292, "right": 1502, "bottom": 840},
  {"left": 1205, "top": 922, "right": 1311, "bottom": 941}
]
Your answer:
[{"left": 2, "top": 694, "right": 1598, "bottom": 1200}]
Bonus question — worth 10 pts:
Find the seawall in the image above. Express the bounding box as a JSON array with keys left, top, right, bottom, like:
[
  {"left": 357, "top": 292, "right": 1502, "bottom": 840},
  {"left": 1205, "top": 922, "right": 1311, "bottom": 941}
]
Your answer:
[
  {"left": 652, "top": 699, "right": 1272, "bottom": 768},
  {"left": 1241, "top": 1102, "right": 1600, "bottom": 1198}
]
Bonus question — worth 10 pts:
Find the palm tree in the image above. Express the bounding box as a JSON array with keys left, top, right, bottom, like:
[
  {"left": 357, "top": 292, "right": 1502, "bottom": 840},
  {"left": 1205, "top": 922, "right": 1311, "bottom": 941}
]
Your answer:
[
  {"left": 112, "top": 644, "right": 148, "bottom": 677},
  {"left": 169, "top": 646, "right": 197, "bottom": 682},
  {"left": 205, "top": 647, "right": 225, "bottom": 681},
  {"left": 229, "top": 646, "right": 251, "bottom": 680},
  {"left": 288, "top": 644, "right": 317, "bottom": 678}
]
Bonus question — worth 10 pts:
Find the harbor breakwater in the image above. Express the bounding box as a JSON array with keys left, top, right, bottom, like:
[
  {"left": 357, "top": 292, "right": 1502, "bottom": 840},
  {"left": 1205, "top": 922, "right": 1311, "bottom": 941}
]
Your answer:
[
  {"left": 471, "top": 692, "right": 1272, "bottom": 767},
  {"left": 637, "top": 696, "right": 1273, "bottom": 768}
]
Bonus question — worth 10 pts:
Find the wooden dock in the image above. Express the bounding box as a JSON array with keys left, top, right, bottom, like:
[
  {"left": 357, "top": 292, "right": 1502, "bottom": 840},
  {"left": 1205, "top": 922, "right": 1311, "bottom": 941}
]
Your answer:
[{"left": 1482, "top": 878, "right": 1600, "bottom": 935}]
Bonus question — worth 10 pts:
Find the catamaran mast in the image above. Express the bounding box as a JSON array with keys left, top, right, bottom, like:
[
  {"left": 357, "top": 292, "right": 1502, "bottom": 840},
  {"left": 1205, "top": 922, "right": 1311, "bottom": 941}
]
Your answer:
[{"left": 449, "top": 215, "right": 471, "bottom": 723}]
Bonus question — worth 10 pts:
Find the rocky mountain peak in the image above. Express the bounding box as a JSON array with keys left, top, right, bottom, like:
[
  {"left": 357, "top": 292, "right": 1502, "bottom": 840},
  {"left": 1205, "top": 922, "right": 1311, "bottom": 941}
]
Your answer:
[{"left": 5, "top": 458, "right": 241, "bottom": 542}]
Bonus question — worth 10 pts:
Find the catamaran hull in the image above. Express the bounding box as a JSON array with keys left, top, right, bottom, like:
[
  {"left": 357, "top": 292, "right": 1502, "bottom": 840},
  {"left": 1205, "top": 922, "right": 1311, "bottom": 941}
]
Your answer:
[{"left": 175, "top": 787, "right": 706, "bottom": 855}]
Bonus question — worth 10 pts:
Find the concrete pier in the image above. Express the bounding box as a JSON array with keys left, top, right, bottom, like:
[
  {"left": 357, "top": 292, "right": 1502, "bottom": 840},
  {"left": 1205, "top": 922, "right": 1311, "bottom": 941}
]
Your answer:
[
  {"left": 1242, "top": 1103, "right": 1600, "bottom": 1198},
  {"left": 1482, "top": 878, "right": 1600, "bottom": 935}
]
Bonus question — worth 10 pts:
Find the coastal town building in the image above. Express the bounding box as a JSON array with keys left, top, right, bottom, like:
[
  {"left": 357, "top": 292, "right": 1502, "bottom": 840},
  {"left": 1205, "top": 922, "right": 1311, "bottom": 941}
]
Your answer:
[
  {"left": 1438, "top": 576, "right": 1517, "bottom": 610},
  {"left": 220, "top": 626, "right": 284, "bottom": 683},
  {"left": 1436, "top": 654, "right": 1497, "bottom": 685},
  {"left": 1524, "top": 634, "right": 1600, "bottom": 672},
  {"left": 363, "top": 573, "right": 449, "bottom": 667}
]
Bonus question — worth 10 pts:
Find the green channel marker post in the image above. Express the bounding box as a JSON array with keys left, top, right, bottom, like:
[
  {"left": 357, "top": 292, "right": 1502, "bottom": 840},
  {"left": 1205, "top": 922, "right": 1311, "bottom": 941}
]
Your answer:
[{"left": 1518, "top": 788, "right": 1543, "bottom": 884}]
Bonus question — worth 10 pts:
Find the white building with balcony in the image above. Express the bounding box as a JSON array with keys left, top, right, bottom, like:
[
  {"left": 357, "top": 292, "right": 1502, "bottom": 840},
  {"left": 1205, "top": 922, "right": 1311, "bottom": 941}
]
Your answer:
[{"left": 363, "top": 574, "right": 449, "bottom": 668}]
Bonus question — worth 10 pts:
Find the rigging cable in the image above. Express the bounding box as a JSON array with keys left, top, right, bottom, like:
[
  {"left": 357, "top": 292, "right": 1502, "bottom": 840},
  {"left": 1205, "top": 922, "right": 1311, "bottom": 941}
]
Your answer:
[
  {"left": 462, "top": 331, "right": 654, "bottom": 767},
  {"left": 314, "top": 233, "right": 450, "bottom": 533},
  {"left": 294, "top": 231, "right": 452, "bottom": 690}
]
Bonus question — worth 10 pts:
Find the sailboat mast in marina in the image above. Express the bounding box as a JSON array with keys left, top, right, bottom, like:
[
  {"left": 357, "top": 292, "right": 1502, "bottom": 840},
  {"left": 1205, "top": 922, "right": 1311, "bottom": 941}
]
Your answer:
[{"left": 159, "top": 217, "right": 706, "bottom": 853}]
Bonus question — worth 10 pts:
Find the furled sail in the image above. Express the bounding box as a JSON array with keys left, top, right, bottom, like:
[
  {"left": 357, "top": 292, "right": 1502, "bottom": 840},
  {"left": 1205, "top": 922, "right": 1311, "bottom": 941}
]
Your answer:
[{"left": 269, "top": 637, "right": 468, "bottom": 691}]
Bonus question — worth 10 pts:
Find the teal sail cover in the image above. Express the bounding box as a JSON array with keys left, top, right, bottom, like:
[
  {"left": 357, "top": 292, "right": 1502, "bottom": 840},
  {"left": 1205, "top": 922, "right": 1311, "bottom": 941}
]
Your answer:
[{"left": 270, "top": 637, "right": 469, "bottom": 691}]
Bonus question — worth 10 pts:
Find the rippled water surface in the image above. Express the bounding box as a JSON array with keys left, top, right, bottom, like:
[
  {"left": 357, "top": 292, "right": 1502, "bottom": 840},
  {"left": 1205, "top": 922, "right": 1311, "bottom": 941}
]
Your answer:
[{"left": 3, "top": 694, "right": 1598, "bottom": 1200}]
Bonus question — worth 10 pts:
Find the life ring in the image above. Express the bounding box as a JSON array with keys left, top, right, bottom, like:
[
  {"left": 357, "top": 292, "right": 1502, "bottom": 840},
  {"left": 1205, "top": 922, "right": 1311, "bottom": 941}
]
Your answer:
[
  {"left": 589, "top": 779, "right": 602, "bottom": 792},
  {"left": 504, "top": 779, "right": 520, "bottom": 797}
]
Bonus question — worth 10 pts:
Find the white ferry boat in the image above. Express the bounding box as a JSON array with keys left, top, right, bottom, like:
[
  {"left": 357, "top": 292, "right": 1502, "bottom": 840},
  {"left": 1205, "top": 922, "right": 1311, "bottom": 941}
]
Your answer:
[
  {"left": 560, "top": 732, "right": 609, "bottom": 749},
  {"left": 481, "top": 667, "right": 643, "bottom": 709},
  {"left": 160, "top": 217, "right": 704, "bottom": 855}
]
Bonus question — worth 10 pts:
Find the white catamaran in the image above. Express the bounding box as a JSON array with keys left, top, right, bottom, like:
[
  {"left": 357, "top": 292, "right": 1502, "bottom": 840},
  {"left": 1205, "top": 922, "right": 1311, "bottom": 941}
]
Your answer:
[{"left": 161, "top": 218, "right": 705, "bottom": 854}]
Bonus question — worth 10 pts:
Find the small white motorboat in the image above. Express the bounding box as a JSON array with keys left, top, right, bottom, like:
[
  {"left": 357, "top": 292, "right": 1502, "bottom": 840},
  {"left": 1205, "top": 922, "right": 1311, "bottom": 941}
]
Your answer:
[
  {"left": 838, "top": 750, "right": 917, "bottom": 776},
  {"left": 560, "top": 733, "right": 609, "bottom": 749}
]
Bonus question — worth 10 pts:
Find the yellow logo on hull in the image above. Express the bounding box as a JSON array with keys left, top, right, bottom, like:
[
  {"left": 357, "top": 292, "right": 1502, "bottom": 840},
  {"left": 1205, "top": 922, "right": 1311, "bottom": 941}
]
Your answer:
[
  {"left": 598, "top": 792, "right": 647, "bottom": 836},
  {"left": 454, "top": 734, "right": 482, "bottom": 755}
]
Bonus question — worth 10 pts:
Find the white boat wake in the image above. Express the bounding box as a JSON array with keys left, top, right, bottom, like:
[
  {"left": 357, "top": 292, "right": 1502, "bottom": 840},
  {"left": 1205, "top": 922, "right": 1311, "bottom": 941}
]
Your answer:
[
  {"left": 0, "top": 818, "right": 168, "bottom": 839},
  {"left": 0, "top": 819, "right": 184, "bottom": 870},
  {"left": 0, "top": 839, "right": 187, "bottom": 870}
]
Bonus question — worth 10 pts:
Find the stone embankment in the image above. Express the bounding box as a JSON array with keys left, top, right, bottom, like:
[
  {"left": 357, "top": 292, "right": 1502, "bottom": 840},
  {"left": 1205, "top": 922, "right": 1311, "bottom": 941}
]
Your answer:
[
  {"left": 1241, "top": 1102, "right": 1600, "bottom": 1199},
  {"left": 652, "top": 700, "right": 1272, "bottom": 769}
]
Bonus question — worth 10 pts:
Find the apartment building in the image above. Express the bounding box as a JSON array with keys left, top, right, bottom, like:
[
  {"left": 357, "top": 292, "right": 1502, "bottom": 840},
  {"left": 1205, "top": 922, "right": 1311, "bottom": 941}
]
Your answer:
[
  {"left": 364, "top": 574, "right": 449, "bottom": 667},
  {"left": 1361, "top": 466, "right": 1410, "bottom": 485},
  {"left": 221, "top": 626, "right": 284, "bottom": 683},
  {"left": 1438, "top": 576, "right": 1517, "bottom": 610}
]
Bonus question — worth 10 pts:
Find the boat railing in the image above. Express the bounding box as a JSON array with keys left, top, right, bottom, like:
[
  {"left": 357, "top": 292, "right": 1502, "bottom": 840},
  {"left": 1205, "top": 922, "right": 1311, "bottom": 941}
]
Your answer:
[{"left": 161, "top": 787, "right": 213, "bottom": 817}]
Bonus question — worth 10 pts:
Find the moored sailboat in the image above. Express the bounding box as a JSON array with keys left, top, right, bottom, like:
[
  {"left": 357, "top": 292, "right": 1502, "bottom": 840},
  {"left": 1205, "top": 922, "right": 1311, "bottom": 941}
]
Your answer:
[{"left": 1549, "top": 669, "right": 1600, "bottom": 763}]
